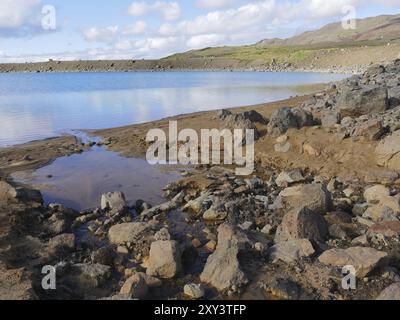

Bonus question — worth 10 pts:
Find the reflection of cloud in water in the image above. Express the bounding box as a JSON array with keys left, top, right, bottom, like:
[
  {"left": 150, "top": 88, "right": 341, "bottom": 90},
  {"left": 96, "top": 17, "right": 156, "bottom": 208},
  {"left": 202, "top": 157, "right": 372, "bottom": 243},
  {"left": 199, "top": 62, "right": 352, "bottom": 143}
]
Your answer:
[
  {"left": 0, "top": 108, "right": 54, "bottom": 146},
  {"left": 0, "top": 72, "right": 349, "bottom": 146}
]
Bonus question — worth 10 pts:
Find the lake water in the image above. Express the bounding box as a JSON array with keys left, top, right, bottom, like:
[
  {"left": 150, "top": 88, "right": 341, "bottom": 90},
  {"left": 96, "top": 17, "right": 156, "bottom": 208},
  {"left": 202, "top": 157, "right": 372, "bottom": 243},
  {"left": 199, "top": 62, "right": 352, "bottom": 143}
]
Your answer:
[{"left": 0, "top": 71, "right": 349, "bottom": 147}]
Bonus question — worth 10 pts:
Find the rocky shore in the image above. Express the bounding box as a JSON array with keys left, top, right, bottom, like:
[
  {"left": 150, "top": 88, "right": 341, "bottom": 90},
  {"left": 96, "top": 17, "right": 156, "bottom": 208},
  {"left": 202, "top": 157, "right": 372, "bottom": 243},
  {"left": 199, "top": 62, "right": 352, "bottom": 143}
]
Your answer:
[{"left": 1, "top": 60, "right": 400, "bottom": 300}]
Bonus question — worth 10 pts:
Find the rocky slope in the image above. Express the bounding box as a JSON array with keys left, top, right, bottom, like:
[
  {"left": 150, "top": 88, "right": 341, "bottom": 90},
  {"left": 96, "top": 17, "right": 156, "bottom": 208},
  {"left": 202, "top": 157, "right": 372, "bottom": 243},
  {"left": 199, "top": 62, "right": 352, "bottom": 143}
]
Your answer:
[{"left": 1, "top": 60, "right": 400, "bottom": 300}]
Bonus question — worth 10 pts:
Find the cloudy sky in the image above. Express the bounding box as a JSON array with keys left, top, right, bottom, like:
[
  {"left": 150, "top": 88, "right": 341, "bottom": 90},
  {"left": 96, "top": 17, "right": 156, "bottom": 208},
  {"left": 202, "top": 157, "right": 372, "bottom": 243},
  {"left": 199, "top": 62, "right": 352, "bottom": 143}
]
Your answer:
[{"left": 0, "top": 0, "right": 398, "bottom": 62}]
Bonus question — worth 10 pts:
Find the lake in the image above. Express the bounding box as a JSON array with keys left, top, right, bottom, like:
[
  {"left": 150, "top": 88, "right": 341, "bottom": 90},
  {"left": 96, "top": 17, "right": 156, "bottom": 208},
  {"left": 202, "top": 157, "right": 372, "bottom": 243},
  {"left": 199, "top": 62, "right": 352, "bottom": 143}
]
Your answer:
[{"left": 0, "top": 71, "right": 349, "bottom": 147}]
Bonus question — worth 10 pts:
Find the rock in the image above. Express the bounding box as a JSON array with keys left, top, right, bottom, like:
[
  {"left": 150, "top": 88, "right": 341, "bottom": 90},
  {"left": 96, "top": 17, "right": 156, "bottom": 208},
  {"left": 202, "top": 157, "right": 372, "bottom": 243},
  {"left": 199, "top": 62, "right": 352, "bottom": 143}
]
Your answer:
[
  {"left": 146, "top": 240, "right": 182, "bottom": 279},
  {"left": 183, "top": 193, "right": 213, "bottom": 216},
  {"left": 47, "top": 233, "right": 75, "bottom": 255},
  {"left": 154, "top": 228, "right": 171, "bottom": 241},
  {"left": 268, "top": 278, "right": 300, "bottom": 300},
  {"left": 135, "top": 200, "right": 152, "bottom": 214},
  {"left": 184, "top": 283, "right": 205, "bottom": 299},
  {"left": 267, "top": 107, "right": 298, "bottom": 136},
  {"left": 367, "top": 221, "right": 400, "bottom": 238},
  {"left": 376, "top": 283, "right": 400, "bottom": 300},
  {"left": 274, "top": 142, "right": 292, "bottom": 153},
  {"left": 261, "top": 224, "right": 273, "bottom": 235},
  {"left": 268, "top": 239, "right": 315, "bottom": 264},
  {"left": 69, "top": 263, "right": 111, "bottom": 289},
  {"left": 91, "top": 247, "right": 114, "bottom": 266},
  {"left": 117, "top": 246, "right": 129, "bottom": 254},
  {"left": 321, "top": 111, "right": 340, "bottom": 127},
  {"left": 200, "top": 224, "right": 250, "bottom": 291},
  {"left": 203, "top": 201, "right": 228, "bottom": 221},
  {"left": 217, "top": 109, "right": 232, "bottom": 120},
  {"left": 338, "top": 86, "right": 388, "bottom": 117},
  {"left": 364, "top": 185, "right": 390, "bottom": 203},
  {"left": 275, "top": 170, "right": 305, "bottom": 188},
  {"left": 267, "top": 107, "right": 313, "bottom": 136},
  {"left": 204, "top": 240, "right": 217, "bottom": 252},
  {"left": 275, "top": 183, "right": 332, "bottom": 215},
  {"left": 120, "top": 273, "right": 148, "bottom": 299},
  {"left": 100, "top": 191, "right": 127, "bottom": 210},
  {"left": 353, "top": 203, "right": 369, "bottom": 216},
  {"left": 303, "top": 143, "right": 320, "bottom": 157},
  {"left": 108, "top": 222, "right": 153, "bottom": 245},
  {"left": 328, "top": 224, "right": 348, "bottom": 240},
  {"left": 254, "top": 242, "right": 265, "bottom": 252},
  {"left": 191, "top": 238, "right": 202, "bottom": 248},
  {"left": 351, "top": 234, "right": 368, "bottom": 245},
  {"left": 136, "top": 272, "right": 162, "bottom": 288},
  {"left": 362, "top": 204, "right": 398, "bottom": 222},
  {"left": 376, "top": 130, "right": 400, "bottom": 170},
  {"left": 352, "top": 119, "right": 387, "bottom": 140},
  {"left": 275, "top": 207, "right": 328, "bottom": 243},
  {"left": 318, "top": 247, "right": 387, "bottom": 277},
  {"left": 241, "top": 110, "right": 268, "bottom": 124},
  {"left": 276, "top": 135, "right": 288, "bottom": 144}
]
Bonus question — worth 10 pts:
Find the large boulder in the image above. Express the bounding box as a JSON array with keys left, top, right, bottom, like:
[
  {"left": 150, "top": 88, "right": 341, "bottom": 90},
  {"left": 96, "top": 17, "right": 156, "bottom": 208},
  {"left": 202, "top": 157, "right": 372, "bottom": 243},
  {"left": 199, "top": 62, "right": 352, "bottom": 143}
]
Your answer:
[
  {"left": 200, "top": 224, "right": 250, "bottom": 291},
  {"left": 338, "top": 86, "right": 388, "bottom": 117},
  {"left": 376, "top": 130, "right": 400, "bottom": 170},
  {"left": 318, "top": 247, "right": 387, "bottom": 277},
  {"left": 274, "top": 184, "right": 332, "bottom": 215},
  {"left": 267, "top": 107, "right": 313, "bottom": 136},
  {"left": 146, "top": 240, "right": 182, "bottom": 279},
  {"left": 274, "top": 207, "right": 329, "bottom": 243},
  {"left": 108, "top": 222, "right": 155, "bottom": 245},
  {"left": 101, "top": 191, "right": 127, "bottom": 210}
]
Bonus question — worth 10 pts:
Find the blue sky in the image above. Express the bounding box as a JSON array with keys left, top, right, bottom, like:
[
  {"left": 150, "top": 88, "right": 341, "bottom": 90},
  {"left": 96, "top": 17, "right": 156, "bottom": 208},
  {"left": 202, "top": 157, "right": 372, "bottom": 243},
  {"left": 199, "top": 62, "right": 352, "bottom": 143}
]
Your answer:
[{"left": 0, "top": 0, "right": 399, "bottom": 62}]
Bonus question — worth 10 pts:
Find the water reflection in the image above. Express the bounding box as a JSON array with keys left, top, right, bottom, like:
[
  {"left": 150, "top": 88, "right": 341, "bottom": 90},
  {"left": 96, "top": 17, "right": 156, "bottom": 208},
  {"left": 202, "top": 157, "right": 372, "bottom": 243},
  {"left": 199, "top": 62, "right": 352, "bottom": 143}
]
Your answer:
[{"left": 0, "top": 72, "right": 349, "bottom": 147}]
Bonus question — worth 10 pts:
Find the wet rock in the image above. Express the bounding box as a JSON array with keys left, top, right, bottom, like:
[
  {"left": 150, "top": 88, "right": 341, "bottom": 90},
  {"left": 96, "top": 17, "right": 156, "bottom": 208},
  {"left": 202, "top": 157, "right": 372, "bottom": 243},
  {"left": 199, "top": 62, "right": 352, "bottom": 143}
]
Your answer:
[
  {"left": 100, "top": 191, "right": 127, "bottom": 210},
  {"left": 376, "top": 283, "right": 400, "bottom": 300},
  {"left": 268, "top": 239, "right": 315, "bottom": 264},
  {"left": 146, "top": 240, "right": 182, "bottom": 279},
  {"left": 275, "top": 170, "right": 305, "bottom": 188},
  {"left": 274, "top": 184, "right": 332, "bottom": 215},
  {"left": 200, "top": 224, "right": 250, "bottom": 292},
  {"left": 120, "top": 273, "right": 148, "bottom": 299},
  {"left": 376, "top": 130, "right": 400, "bottom": 170},
  {"left": 318, "top": 247, "right": 387, "bottom": 277},
  {"left": 184, "top": 283, "right": 205, "bottom": 299},
  {"left": 338, "top": 86, "right": 388, "bottom": 117},
  {"left": 275, "top": 207, "right": 329, "bottom": 243}
]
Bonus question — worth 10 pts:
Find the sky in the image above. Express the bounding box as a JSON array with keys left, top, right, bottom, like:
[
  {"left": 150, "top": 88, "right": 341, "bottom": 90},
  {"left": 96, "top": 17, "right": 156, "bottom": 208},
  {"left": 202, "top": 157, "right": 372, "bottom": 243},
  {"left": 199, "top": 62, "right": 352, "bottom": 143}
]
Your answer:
[{"left": 0, "top": 0, "right": 399, "bottom": 62}]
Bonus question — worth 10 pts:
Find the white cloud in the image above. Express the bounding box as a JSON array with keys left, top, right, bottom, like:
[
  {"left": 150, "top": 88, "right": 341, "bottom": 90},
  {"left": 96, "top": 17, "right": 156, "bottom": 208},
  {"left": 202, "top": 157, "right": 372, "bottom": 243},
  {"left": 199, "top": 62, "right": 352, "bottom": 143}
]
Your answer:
[
  {"left": 83, "top": 26, "right": 119, "bottom": 43},
  {"left": 187, "top": 34, "right": 227, "bottom": 49},
  {"left": 196, "top": 0, "right": 236, "bottom": 9},
  {"left": 122, "top": 21, "right": 147, "bottom": 35},
  {"left": 0, "top": 0, "right": 41, "bottom": 28},
  {"left": 128, "top": 1, "right": 181, "bottom": 21}
]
